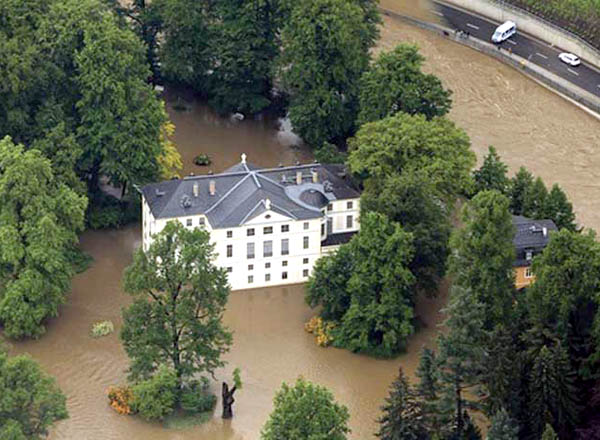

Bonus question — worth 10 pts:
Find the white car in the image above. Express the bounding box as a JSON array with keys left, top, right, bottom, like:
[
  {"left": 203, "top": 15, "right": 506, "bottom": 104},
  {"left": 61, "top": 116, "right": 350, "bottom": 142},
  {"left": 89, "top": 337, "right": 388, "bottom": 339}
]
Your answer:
[{"left": 558, "top": 52, "right": 581, "bottom": 66}]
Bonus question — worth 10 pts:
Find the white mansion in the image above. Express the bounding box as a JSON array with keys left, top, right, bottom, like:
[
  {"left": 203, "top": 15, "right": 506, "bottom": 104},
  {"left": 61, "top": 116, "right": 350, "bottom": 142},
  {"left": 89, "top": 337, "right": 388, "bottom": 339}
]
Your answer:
[{"left": 141, "top": 154, "right": 361, "bottom": 290}]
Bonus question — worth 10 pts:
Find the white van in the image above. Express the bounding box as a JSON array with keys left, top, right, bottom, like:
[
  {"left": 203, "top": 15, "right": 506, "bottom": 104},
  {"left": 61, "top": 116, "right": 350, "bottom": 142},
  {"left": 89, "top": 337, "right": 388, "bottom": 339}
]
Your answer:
[{"left": 491, "top": 21, "right": 516, "bottom": 43}]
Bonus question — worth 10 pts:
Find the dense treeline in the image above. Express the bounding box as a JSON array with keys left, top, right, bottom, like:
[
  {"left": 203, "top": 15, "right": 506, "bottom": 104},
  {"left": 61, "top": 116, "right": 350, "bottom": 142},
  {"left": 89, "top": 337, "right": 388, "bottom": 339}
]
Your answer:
[
  {"left": 374, "top": 150, "right": 596, "bottom": 440},
  {"left": 0, "top": 0, "right": 178, "bottom": 337},
  {"left": 113, "top": 0, "right": 450, "bottom": 149},
  {"left": 505, "top": 0, "right": 600, "bottom": 49}
]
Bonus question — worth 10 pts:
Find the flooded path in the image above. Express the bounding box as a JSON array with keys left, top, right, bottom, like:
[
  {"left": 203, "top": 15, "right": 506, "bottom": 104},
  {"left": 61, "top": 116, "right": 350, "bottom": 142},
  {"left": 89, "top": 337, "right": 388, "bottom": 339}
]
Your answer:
[{"left": 8, "top": 1, "right": 600, "bottom": 438}]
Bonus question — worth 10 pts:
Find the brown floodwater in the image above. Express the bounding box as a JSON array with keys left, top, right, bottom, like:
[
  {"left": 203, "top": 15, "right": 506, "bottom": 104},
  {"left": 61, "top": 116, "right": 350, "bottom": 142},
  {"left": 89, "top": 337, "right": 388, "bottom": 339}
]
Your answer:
[{"left": 8, "top": 1, "right": 600, "bottom": 438}]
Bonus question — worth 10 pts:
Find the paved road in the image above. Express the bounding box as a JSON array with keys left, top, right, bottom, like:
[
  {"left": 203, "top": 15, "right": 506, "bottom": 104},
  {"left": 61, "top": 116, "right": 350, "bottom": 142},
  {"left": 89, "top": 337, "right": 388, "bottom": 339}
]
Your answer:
[{"left": 432, "top": 1, "right": 600, "bottom": 98}]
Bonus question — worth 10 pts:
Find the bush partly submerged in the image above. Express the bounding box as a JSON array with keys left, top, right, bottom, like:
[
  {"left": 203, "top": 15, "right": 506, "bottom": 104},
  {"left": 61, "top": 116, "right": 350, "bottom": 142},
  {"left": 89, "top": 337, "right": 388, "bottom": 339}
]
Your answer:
[{"left": 91, "top": 320, "right": 114, "bottom": 338}]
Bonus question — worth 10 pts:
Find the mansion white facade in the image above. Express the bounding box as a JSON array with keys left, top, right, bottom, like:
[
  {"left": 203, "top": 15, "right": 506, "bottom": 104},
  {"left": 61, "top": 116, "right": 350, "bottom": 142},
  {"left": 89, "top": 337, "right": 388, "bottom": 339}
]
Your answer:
[{"left": 141, "top": 154, "right": 361, "bottom": 290}]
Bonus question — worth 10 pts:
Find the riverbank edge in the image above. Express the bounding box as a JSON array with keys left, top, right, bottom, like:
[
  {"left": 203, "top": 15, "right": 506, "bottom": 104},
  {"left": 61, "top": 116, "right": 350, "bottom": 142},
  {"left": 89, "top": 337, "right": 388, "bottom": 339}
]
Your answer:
[
  {"left": 379, "top": 8, "right": 600, "bottom": 119},
  {"left": 438, "top": 0, "right": 600, "bottom": 68}
]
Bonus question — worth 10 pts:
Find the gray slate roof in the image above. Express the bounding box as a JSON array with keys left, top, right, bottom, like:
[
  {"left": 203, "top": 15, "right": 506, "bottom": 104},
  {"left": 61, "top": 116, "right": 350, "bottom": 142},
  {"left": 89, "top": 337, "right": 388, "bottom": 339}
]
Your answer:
[
  {"left": 141, "top": 158, "right": 360, "bottom": 229},
  {"left": 512, "top": 215, "right": 557, "bottom": 267}
]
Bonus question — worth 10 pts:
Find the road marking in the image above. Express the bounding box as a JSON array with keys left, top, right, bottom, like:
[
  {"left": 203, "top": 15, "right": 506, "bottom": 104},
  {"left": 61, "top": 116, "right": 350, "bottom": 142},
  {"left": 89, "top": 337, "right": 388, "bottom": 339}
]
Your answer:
[
  {"left": 466, "top": 23, "right": 479, "bottom": 30},
  {"left": 535, "top": 52, "right": 548, "bottom": 59},
  {"left": 431, "top": 10, "right": 444, "bottom": 17},
  {"left": 507, "top": 39, "right": 517, "bottom": 45},
  {"left": 567, "top": 68, "right": 579, "bottom": 76}
]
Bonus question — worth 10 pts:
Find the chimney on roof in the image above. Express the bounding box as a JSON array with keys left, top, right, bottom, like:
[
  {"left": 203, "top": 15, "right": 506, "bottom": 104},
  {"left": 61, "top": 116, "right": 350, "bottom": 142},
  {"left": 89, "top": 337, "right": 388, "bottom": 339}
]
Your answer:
[
  {"left": 296, "top": 171, "right": 303, "bottom": 185},
  {"left": 193, "top": 182, "right": 199, "bottom": 197},
  {"left": 311, "top": 169, "right": 318, "bottom": 183},
  {"left": 543, "top": 227, "right": 547, "bottom": 237},
  {"left": 209, "top": 180, "right": 216, "bottom": 196},
  {"left": 241, "top": 153, "right": 247, "bottom": 164},
  {"left": 265, "top": 198, "right": 271, "bottom": 210}
]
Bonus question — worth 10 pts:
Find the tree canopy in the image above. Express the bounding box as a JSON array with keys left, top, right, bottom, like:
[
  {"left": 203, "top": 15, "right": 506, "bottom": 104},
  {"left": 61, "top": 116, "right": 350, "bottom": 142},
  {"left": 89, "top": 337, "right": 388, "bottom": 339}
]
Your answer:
[
  {"left": 0, "top": 137, "right": 87, "bottom": 338},
  {"left": 358, "top": 44, "right": 452, "bottom": 125},
  {"left": 121, "top": 221, "right": 232, "bottom": 395},
  {"left": 277, "top": 0, "right": 374, "bottom": 146},
  {"left": 0, "top": 0, "right": 174, "bottom": 198},
  {"left": 348, "top": 113, "right": 475, "bottom": 203},
  {"left": 306, "top": 212, "right": 416, "bottom": 357},
  {"left": 261, "top": 378, "right": 350, "bottom": 440},
  {"left": 472, "top": 146, "right": 510, "bottom": 196},
  {"left": 448, "top": 191, "right": 515, "bottom": 329},
  {"left": 0, "top": 349, "right": 68, "bottom": 439}
]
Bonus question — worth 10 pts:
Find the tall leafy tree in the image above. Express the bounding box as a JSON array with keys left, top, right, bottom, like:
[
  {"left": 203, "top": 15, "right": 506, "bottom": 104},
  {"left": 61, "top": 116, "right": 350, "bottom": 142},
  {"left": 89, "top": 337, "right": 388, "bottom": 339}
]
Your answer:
[
  {"left": 376, "top": 368, "right": 429, "bottom": 440},
  {"left": 0, "top": 137, "right": 87, "bottom": 338},
  {"left": 437, "top": 286, "right": 487, "bottom": 439},
  {"left": 333, "top": 212, "right": 416, "bottom": 356},
  {"left": 277, "top": 0, "right": 373, "bottom": 146},
  {"left": 209, "top": 0, "right": 284, "bottom": 114},
  {"left": 358, "top": 44, "right": 452, "bottom": 125},
  {"left": 360, "top": 170, "right": 451, "bottom": 295},
  {"left": 542, "top": 184, "right": 577, "bottom": 231},
  {"left": 448, "top": 191, "right": 515, "bottom": 329},
  {"left": 74, "top": 8, "right": 168, "bottom": 193},
  {"left": 121, "top": 221, "right": 232, "bottom": 395},
  {"left": 261, "top": 378, "right": 350, "bottom": 440},
  {"left": 348, "top": 113, "right": 475, "bottom": 204},
  {"left": 0, "top": 349, "right": 68, "bottom": 439},
  {"left": 487, "top": 408, "right": 519, "bottom": 440},
  {"left": 509, "top": 167, "right": 534, "bottom": 215},
  {"left": 472, "top": 146, "right": 510, "bottom": 196},
  {"left": 306, "top": 212, "right": 416, "bottom": 356}
]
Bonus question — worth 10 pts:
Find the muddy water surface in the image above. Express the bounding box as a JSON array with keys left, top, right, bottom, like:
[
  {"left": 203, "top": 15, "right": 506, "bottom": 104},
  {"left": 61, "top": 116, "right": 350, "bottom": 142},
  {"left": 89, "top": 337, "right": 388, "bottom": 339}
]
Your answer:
[{"left": 8, "top": 1, "right": 600, "bottom": 439}]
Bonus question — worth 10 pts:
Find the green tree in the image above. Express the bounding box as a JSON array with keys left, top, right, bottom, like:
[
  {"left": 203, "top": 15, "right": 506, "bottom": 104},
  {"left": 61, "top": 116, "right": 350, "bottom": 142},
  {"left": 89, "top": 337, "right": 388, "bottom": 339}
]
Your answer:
[
  {"left": 306, "top": 244, "right": 353, "bottom": 321},
  {"left": 358, "top": 44, "right": 451, "bottom": 125},
  {"left": 376, "top": 368, "right": 429, "bottom": 440},
  {"left": 509, "top": 167, "right": 534, "bottom": 215},
  {"left": 261, "top": 378, "right": 350, "bottom": 440},
  {"left": 209, "top": 0, "right": 284, "bottom": 114},
  {"left": 472, "top": 146, "right": 510, "bottom": 196},
  {"left": 0, "top": 349, "right": 68, "bottom": 439},
  {"left": 527, "top": 230, "right": 600, "bottom": 374},
  {"left": 448, "top": 191, "right": 515, "bottom": 329},
  {"left": 277, "top": 0, "right": 373, "bottom": 146},
  {"left": 131, "top": 364, "right": 177, "bottom": 420},
  {"left": 74, "top": 8, "right": 168, "bottom": 193},
  {"left": 542, "top": 184, "right": 577, "bottom": 231},
  {"left": 334, "top": 212, "right": 416, "bottom": 356},
  {"left": 121, "top": 221, "right": 232, "bottom": 397},
  {"left": 522, "top": 176, "right": 547, "bottom": 219},
  {"left": 159, "top": 0, "right": 216, "bottom": 92},
  {"left": 437, "top": 286, "right": 487, "bottom": 438},
  {"left": 0, "top": 137, "right": 87, "bottom": 338},
  {"left": 416, "top": 348, "right": 442, "bottom": 433},
  {"left": 360, "top": 170, "right": 451, "bottom": 295},
  {"left": 527, "top": 344, "right": 579, "bottom": 439},
  {"left": 487, "top": 408, "right": 518, "bottom": 440},
  {"left": 348, "top": 113, "right": 475, "bottom": 204}
]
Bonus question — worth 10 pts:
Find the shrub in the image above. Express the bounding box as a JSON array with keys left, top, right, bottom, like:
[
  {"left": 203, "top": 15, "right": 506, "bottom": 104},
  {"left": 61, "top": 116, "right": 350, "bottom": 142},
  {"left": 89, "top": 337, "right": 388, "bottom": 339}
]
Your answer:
[
  {"left": 180, "top": 378, "right": 217, "bottom": 413},
  {"left": 107, "top": 385, "right": 134, "bottom": 415},
  {"left": 131, "top": 366, "right": 177, "bottom": 420},
  {"left": 193, "top": 154, "right": 211, "bottom": 166},
  {"left": 304, "top": 316, "right": 336, "bottom": 347},
  {"left": 91, "top": 320, "right": 114, "bottom": 338}
]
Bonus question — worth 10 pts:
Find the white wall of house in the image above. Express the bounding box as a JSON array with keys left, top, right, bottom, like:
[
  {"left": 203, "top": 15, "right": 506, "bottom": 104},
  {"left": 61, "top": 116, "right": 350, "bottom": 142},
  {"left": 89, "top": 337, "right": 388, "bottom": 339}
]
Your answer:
[{"left": 142, "top": 195, "right": 360, "bottom": 290}]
